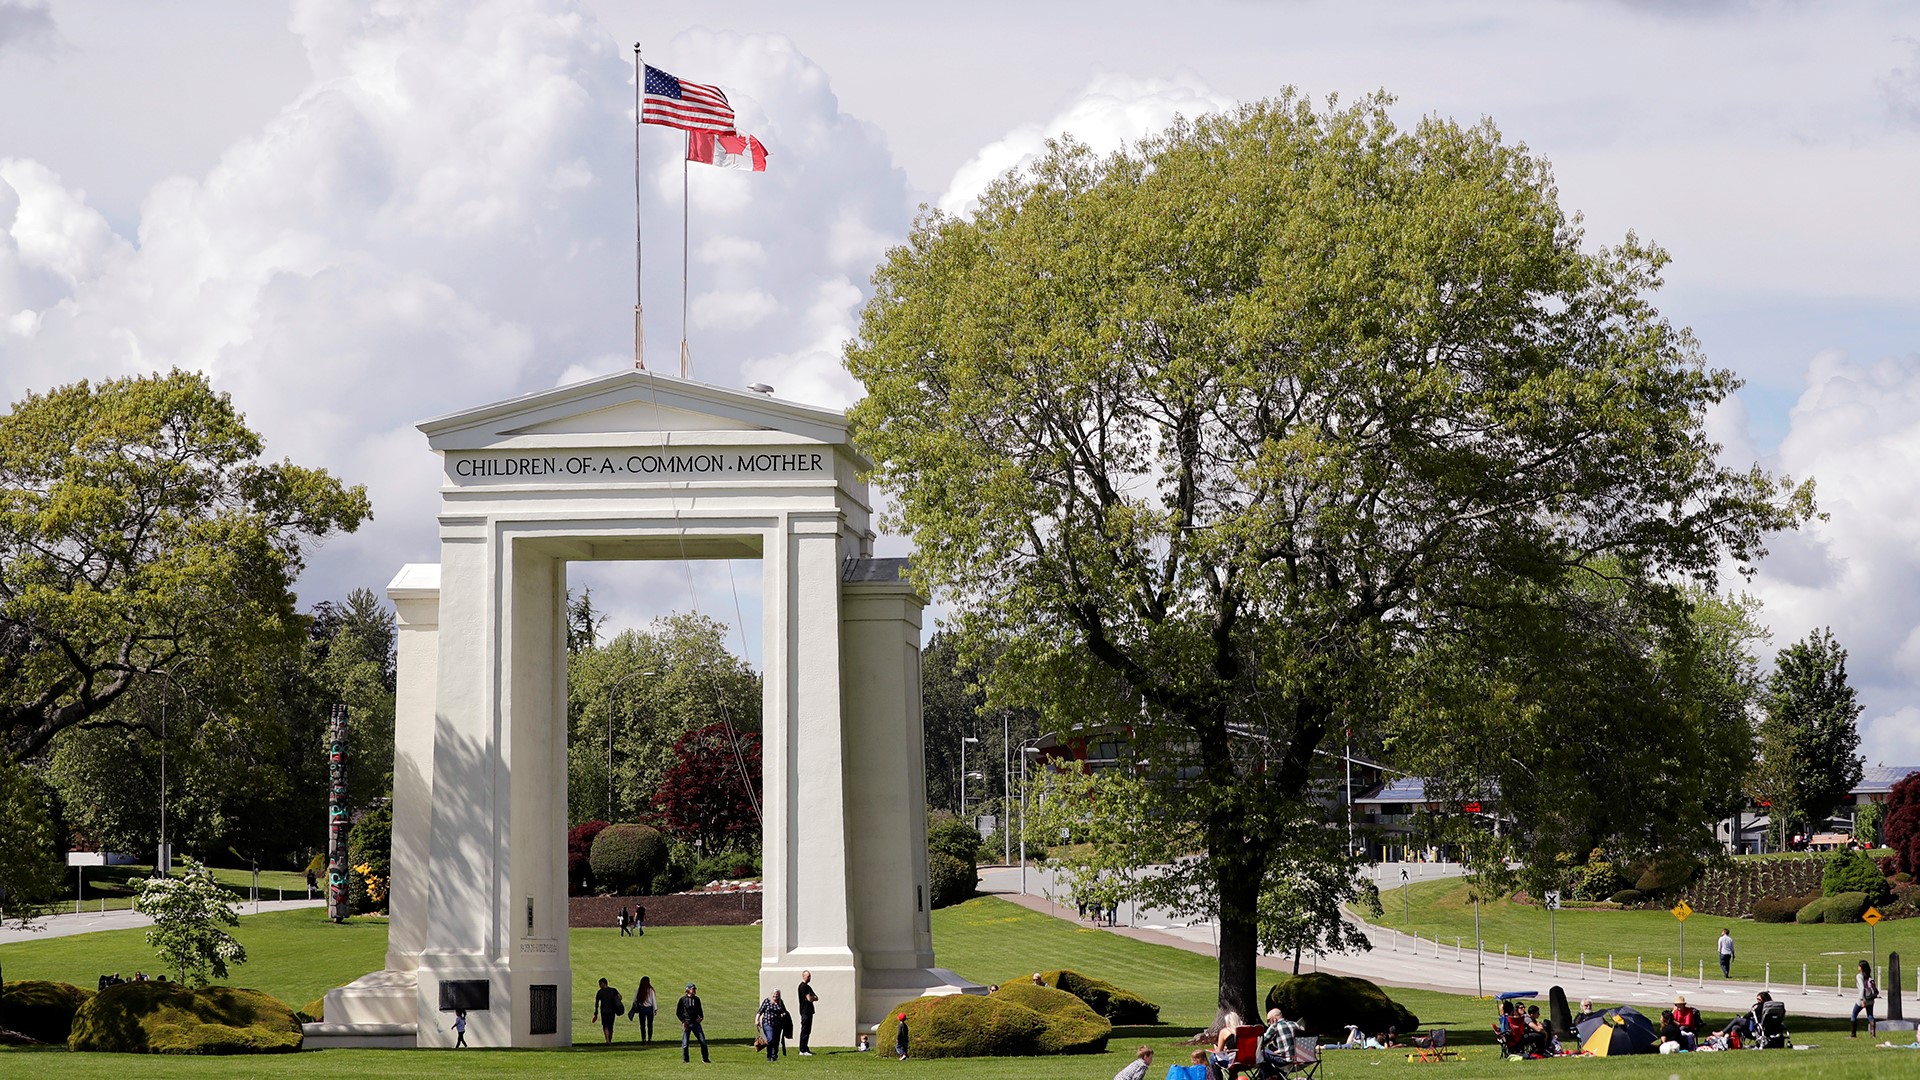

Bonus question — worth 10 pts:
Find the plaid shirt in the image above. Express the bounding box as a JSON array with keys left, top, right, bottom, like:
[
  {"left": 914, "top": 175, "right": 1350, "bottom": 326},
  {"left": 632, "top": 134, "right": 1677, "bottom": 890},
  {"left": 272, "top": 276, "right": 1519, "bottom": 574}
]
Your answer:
[{"left": 1263, "top": 1018, "right": 1300, "bottom": 1060}]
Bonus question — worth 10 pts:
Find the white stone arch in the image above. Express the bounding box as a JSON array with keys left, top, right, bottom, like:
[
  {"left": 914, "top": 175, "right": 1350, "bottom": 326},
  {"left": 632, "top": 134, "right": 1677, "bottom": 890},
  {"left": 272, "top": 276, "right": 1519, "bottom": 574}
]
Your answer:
[{"left": 307, "top": 371, "right": 971, "bottom": 1049}]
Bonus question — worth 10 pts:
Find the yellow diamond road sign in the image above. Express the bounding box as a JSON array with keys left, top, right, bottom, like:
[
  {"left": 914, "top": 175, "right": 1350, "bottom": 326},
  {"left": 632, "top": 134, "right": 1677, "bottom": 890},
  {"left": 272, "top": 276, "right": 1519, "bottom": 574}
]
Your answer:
[
  {"left": 1672, "top": 901, "right": 1693, "bottom": 922},
  {"left": 1864, "top": 907, "right": 1882, "bottom": 925}
]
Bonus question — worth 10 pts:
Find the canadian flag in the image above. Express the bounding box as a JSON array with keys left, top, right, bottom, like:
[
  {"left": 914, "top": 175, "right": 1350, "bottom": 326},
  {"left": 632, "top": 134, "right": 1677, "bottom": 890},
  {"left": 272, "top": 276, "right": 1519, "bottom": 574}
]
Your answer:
[{"left": 687, "top": 131, "right": 768, "bottom": 172}]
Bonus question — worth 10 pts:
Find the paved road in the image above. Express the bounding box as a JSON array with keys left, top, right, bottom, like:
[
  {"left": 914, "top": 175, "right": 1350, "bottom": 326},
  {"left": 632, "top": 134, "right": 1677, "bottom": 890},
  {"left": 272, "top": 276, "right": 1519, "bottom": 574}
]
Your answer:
[
  {"left": 977, "top": 863, "right": 1885, "bottom": 1022},
  {"left": 0, "top": 898, "right": 325, "bottom": 945}
]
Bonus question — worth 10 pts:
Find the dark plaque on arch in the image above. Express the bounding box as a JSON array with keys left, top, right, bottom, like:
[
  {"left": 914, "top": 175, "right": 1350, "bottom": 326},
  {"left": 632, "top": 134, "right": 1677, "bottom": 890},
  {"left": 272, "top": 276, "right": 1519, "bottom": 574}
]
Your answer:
[
  {"left": 529, "top": 984, "right": 558, "bottom": 1035},
  {"left": 439, "top": 979, "right": 490, "bottom": 1012}
]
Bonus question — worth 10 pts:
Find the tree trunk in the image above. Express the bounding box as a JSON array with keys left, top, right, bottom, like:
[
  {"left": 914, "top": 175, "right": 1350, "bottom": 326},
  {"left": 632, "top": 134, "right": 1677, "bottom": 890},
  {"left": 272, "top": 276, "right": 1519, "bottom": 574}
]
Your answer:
[{"left": 1212, "top": 812, "right": 1264, "bottom": 1025}]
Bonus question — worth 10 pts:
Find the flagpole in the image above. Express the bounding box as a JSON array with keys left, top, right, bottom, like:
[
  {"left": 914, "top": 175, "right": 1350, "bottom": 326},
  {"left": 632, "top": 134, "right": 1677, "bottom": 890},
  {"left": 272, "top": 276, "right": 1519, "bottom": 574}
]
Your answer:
[
  {"left": 680, "top": 139, "right": 691, "bottom": 379},
  {"left": 632, "top": 43, "right": 645, "bottom": 370}
]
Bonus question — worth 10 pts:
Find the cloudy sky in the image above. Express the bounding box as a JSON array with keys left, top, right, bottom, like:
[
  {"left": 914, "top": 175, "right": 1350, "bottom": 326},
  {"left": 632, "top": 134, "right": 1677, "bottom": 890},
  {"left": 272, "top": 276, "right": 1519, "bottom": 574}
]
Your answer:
[{"left": 2, "top": 0, "right": 1916, "bottom": 762}]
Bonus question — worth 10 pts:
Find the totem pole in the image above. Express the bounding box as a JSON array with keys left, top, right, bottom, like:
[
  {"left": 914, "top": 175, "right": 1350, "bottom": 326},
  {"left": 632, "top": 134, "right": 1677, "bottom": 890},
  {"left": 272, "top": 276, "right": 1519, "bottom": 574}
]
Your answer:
[{"left": 327, "top": 705, "right": 351, "bottom": 922}]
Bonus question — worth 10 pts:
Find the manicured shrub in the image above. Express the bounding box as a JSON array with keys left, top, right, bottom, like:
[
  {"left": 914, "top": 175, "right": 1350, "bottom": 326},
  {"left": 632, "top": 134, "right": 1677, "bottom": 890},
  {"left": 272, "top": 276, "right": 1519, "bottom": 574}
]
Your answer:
[
  {"left": 1795, "top": 895, "right": 1830, "bottom": 924},
  {"left": 928, "top": 817, "right": 984, "bottom": 864},
  {"left": 0, "top": 980, "right": 94, "bottom": 1044},
  {"left": 1266, "top": 973, "right": 1417, "bottom": 1038},
  {"left": 879, "top": 993, "right": 1049, "bottom": 1058},
  {"left": 68, "top": 983, "right": 302, "bottom": 1054},
  {"left": 299, "top": 996, "right": 325, "bottom": 1022},
  {"left": 990, "top": 984, "right": 1112, "bottom": 1053},
  {"left": 1822, "top": 850, "right": 1890, "bottom": 903},
  {"left": 1823, "top": 891, "right": 1870, "bottom": 924},
  {"left": 928, "top": 852, "right": 975, "bottom": 908},
  {"left": 1609, "top": 889, "right": 1646, "bottom": 906},
  {"left": 1753, "top": 895, "right": 1804, "bottom": 923},
  {"left": 590, "top": 824, "right": 668, "bottom": 894},
  {"left": 1034, "top": 969, "right": 1160, "bottom": 1024}
]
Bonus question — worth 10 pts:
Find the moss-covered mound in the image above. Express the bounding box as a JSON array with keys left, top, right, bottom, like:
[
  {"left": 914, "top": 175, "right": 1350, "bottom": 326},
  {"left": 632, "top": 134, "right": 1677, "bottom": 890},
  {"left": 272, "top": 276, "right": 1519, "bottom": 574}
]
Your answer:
[
  {"left": 1034, "top": 969, "right": 1161, "bottom": 1024},
  {"left": 878, "top": 994, "right": 1051, "bottom": 1058},
  {"left": 990, "top": 983, "right": 1112, "bottom": 1053},
  {"left": 0, "top": 980, "right": 95, "bottom": 1045},
  {"left": 1266, "top": 973, "right": 1417, "bottom": 1038},
  {"left": 68, "top": 982, "right": 303, "bottom": 1054}
]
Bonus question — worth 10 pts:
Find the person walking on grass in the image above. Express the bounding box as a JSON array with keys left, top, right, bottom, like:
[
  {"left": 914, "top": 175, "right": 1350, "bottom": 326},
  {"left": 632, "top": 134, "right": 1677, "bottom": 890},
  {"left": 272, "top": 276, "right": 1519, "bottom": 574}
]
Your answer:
[
  {"left": 628, "top": 975, "right": 657, "bottom": 1043},
  {"left": 1852, "top": 959, "right": 1879, "bottom": 1038},
  {"left": 677, "top": 982, "right": 709, "bottom": 1062},
  {"left": 452, "top": 1008, "right": 467, "bottom": 1048},
  {"left": 591, "top": 977, "right": 623, "bottom": 1044},
  {"left": 757, "top": 989, "right": 790, "bottom": 1062},
  {"left": 1718, "top": 927, "right": 1735, "bottom": 978}
]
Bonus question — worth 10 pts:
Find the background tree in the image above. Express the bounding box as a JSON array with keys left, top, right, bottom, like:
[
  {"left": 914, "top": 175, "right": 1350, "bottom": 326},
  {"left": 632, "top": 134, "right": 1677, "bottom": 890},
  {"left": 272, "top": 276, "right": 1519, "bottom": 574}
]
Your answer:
[
  {"left": 0, "top": 763, "right": 61, "bottom": 924},
  {"left": 1884, "top": 772, "right": 1920, "bottom": 875},
  {"left": 1752, "top": 628, "right": 1864, "bottom": 843},
  {"left": 845, "top": 95, "right": 1809, "bottom": 1020},
  {"left": 135, "top": 857, "right": 247, "bottom": 985},
  {"left": 565, "top": 612, "right": 760, "bottom": 826},
  {"left": 922, "top": 631, "right": 982, "bottom": 815},
  {"left": 1, "top": 369, "right": 370, "bottom": 764},
  {"left": 651, "top": 722, "right": 762, "bottom": 855}
]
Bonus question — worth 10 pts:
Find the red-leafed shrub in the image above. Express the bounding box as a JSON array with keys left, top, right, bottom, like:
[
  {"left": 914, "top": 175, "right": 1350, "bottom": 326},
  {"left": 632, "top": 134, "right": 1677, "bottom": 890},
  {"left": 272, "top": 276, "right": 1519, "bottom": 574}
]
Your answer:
[
  {"left": 1887, "top": 773, "right": 1920, "bottom": 876},
  {"left": 568, "top": 820, "right": 609, "bottom": 896}
]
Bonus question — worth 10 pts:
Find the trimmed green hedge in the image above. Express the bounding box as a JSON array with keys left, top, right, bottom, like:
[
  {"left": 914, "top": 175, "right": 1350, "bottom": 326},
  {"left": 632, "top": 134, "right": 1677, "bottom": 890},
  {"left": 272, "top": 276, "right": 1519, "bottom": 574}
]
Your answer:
[
  {"left": 878, "top": 994, "right": 1050, "bottom": 1058},
  {"left": 0, "top": 980, "right": 94, "bottom": 1044},
  {"left": 1824, "top": 890, "right": 1871, "bottom": 924},
  {"left": 928, "top": 852, "right": 974, "bottom": 908},
  {"left": 1823, "top": 851, "right": 1889, "bottom": 903},
  {"left": 1267, "top": 973, "right": 1418, "bottom": 1038},
  {"left": 990, "top": 983, "right": 1112, "bottom": 1053},
  {"left": 1796, "top": 895, "right": 1831, "bottom": 924},
  {"left": 1753, "top": 892, "right": 1813, "bottom": 923},
  {"left": 68, "top": 982, "right": 303, "bottom": 1054},
  {"left": 590, "top": 824, "right": 668, "bottom": 894},
  {"left": 1033, "top": 969, "right": 1160, "bottom": 1024}
]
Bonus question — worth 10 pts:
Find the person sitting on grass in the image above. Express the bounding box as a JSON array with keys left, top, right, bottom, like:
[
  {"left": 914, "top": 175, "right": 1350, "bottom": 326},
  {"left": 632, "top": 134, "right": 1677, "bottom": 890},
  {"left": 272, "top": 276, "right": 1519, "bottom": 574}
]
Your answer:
[
  {"left": 1670, "top": 995, "right": 1701, "bottom": 1048},
  {"left": 1111, "top": 1044, "right": 1154, "bottom": 1080},
  {"left": 1522, "top": 1005, "right": 1553, "bottom": 1056}
]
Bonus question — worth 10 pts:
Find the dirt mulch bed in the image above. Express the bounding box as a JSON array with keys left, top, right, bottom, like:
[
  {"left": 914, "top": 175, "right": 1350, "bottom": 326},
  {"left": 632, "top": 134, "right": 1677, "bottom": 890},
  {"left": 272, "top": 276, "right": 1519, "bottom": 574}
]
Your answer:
[{"left": 570, "top": 890, "right": 761, "bottom": 928}]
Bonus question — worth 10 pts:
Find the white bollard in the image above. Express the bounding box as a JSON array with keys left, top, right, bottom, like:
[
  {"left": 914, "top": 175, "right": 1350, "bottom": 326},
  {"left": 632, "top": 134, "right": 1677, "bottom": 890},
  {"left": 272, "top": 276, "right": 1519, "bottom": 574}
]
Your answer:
[
  {"left": 1764, "top": 962, "right": 1770, "bottom": 990},
  {"left": 1667, "top": 959, "right": 1672, "bottom": 984},
  {"left": 1801, "top": 964, "right": 1807, "bottom": 996},
  {"left": 1529, "top": 949, "right": 1534, "bottom": 973},
  {"left": 1637, "top": 957, "right": 1643, "bottom": 983},
  {"left": 1457, "top": 936, "right": 1463, "bottom": 962},
  {"left": 1608, "top": 955, "right": 1614, "bottom": 982}
]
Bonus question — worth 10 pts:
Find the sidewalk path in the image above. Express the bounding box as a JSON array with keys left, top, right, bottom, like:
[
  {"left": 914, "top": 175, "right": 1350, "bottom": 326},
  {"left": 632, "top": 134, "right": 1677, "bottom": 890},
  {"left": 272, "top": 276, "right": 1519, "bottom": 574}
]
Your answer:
[
  {"left": 977, "top": 864, "right": 1870, "bottom": 1021},
  {"left": 0, "top": 898, "right": 325, "bottom": 945}
]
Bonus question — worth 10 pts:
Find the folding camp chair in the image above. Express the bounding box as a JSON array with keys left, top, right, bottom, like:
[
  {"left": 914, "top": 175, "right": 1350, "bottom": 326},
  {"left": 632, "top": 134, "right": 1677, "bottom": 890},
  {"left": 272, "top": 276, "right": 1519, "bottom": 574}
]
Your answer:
[
  {"left": 1264, "top": 1036, "right": 1320, "bottom": 1080},
  {"left": 1409, "top": 1027, "right": 1455, "bottom": 1063},
  {"left": 1222, "top": 1025, "right": 1265, "bottom": 1078}
]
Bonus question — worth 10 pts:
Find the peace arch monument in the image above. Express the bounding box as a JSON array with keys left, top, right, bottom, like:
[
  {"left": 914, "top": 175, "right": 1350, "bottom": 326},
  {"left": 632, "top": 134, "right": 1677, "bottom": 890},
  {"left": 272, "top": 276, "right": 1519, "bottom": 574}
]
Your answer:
[{"left": 307, "top": 370, "right": 972, "bottom": 1048}]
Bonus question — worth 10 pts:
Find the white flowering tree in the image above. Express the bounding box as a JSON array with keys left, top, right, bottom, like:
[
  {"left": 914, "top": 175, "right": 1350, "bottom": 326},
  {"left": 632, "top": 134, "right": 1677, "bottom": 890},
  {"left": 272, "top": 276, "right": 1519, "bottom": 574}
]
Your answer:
[{"left": 135, "top": 858, "right": 247, "bottom": 985}]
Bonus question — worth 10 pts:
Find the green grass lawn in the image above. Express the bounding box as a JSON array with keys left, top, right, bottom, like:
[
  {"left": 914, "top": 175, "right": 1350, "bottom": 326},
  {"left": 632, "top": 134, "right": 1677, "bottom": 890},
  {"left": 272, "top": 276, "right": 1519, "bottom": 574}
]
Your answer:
[
  {"left": 1374, "top": 877, "right": 1917, "bottom": 988},
  {"left": 4, "top": 895, "right": 1913, "bottom": 1078}
]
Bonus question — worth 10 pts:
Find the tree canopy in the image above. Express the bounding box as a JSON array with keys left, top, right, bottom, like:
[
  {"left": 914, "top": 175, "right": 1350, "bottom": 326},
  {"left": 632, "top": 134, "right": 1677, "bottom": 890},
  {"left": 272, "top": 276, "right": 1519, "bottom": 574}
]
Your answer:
[
  {"left": 0, "top": 369, "right": 370, "bottom": 765},
  {"left": 845, "top": 94, "right": 1810, "bottom": 1019},
  {"left": 565, "top": 611, "right": 761, "bottom": 827}
]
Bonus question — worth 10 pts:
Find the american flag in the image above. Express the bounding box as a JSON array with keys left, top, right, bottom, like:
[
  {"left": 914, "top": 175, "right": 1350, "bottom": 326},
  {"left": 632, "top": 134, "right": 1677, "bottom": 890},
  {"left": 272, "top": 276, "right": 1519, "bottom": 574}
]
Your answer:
[{"left": 642, "top": 64, "right": 736, "bottom": 133}]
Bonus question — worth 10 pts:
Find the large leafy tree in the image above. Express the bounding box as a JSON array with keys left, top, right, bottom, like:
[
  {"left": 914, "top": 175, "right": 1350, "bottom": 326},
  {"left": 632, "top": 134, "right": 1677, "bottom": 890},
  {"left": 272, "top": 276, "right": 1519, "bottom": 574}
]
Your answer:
[
  {"left": 565, "top": 611, "right": 761, "bottom": 826},
  {"left": 652, "top": 721, "right": 762, "bottom": 854},
  {"left": 845, "top": 95, "right": 1809, "bottom": 1020},
  {"left": 1752, "top": 627, "right": 1864, "bottom": 842},
  {"left": 0, "top": 369, "right": 370, "bottom": 764}
]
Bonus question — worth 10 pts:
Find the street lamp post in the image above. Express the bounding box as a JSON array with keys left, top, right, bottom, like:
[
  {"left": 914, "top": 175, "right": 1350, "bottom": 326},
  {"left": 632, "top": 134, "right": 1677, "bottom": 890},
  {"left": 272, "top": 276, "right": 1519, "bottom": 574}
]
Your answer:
[
  {"left": 605, "top": 668, "right": 658, "bottom": 821},
  {"left": 1018, "top": 742, "right": 1043, "bottom": 896},
  {"left": 960, "top": 736, "right": 979, "bottom": 819}
]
